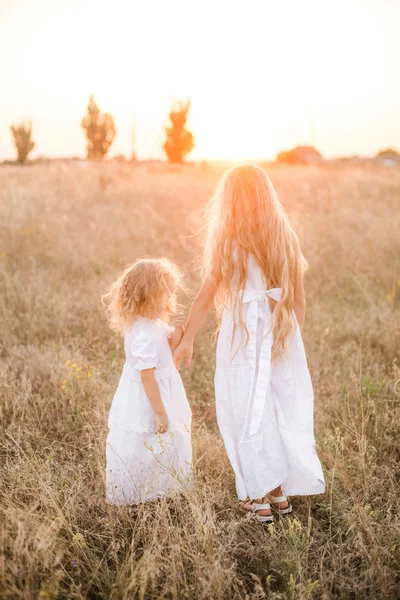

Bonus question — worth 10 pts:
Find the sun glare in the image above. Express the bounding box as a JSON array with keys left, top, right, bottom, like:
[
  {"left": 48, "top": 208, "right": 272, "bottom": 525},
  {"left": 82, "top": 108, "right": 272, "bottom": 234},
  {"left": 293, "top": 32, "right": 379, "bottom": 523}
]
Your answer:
[{"left": 0, "top": 0, "right": 399, "bottom": 160}]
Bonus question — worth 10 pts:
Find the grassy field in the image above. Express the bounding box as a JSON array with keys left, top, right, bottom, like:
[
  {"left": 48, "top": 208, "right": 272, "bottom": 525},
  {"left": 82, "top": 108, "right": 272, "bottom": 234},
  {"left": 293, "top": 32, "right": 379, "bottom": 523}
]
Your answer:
[{"left": 0, "top": 161, "right": 399, "bottom": 599}]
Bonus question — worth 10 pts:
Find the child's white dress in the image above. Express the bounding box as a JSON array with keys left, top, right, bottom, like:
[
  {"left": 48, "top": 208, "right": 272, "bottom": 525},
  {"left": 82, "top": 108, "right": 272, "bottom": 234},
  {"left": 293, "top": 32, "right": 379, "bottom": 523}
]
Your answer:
[
  {"left": 215, "top": 254, "right": 325, "bottom": 501},
  {"left": 106, "top": 317, "right": 192, "bottom": 505}
]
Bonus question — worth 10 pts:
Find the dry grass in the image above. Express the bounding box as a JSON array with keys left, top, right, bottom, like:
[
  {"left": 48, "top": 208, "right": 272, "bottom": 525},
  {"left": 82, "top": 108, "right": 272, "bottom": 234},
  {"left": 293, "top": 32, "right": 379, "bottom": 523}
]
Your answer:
[{"left": 0, "top": 161, "right": 399, "bottom": 599}]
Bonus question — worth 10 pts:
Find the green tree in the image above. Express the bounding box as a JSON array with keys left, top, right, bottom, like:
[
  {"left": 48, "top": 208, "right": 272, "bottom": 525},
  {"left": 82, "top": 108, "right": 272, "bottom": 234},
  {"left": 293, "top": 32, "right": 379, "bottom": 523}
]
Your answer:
[
  {"left": 10, "top": 120, "right": 35, "bottom": 164},
  {"left": 163, "top": 99, "right": 194, "bottom": 163},
  {"left": 81, "top": 95, "right": 116, "bottom": 160}
]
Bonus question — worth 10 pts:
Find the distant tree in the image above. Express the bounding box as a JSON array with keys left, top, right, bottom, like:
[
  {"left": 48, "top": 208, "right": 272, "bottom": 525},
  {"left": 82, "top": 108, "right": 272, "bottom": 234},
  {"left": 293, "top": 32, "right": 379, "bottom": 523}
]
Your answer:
[
  {"left": 112, "top": 154, "right": 126, "bottom": 163},
  {"left": 81, "top": 95, "right": 116, "bottom": 160},
  {"left": 376, "top": 148, "right": 400, "bottom": 161},
  {"left": 10, "top": 120, "right": 35, "bottom": 164},
  {"left": 276, "top": 146, "right": 323, "bottom": 165},
  {"left": 163, "top": 99, "right": 194, "bottom": 163}
]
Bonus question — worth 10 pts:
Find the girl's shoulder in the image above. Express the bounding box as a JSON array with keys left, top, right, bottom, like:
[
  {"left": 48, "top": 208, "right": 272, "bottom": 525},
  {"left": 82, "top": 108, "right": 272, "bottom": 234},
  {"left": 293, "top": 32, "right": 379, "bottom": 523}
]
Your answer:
[
  {"left": 125, "top": 317, "right": 171, "bottom": 342},
  {"left": 124, "top": 318, "right": 173, "bottom": 370},
  {"left": 126, "top": 317, "right": 157, "bottom": 337}
]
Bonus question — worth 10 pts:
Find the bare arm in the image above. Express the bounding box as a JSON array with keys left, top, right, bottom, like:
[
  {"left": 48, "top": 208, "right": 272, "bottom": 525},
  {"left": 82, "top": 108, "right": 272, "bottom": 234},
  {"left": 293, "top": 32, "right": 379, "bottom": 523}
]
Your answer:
[
  {"left": 294, "top": 269, "right": 306, "bottom": 330},
  {"left": 183, "top": 276, "right": 217, "bottom": 342},
  {"left": 140, "top": 368, "right": 168, "bottom": 433},
  {"left": 168, "top": 315, "right": 185, "bottom": 350},
  {"left": 174, "top": 276, "right": 217, "bottom": 368}
]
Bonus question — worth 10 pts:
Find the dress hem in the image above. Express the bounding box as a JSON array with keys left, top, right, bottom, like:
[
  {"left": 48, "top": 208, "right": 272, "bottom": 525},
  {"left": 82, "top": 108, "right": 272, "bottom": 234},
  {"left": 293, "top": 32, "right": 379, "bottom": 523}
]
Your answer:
[
  {"left": 106, "top": 481, "right": 194, "bottom": 506},
  {"left": 239, "top": 478, "right": 325, "bottom": 501}
]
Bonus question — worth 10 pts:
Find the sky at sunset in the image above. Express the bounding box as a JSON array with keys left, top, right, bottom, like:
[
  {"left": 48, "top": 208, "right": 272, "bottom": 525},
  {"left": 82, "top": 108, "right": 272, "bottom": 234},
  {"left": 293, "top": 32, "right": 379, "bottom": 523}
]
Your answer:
[{"left": 1, "top": 0, "right": 399, "bottom": 161}]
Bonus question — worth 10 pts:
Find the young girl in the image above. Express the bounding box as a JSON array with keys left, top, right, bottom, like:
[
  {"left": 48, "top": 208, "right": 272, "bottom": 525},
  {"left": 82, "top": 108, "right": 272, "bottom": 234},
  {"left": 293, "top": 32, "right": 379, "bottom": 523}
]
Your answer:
[
  {"left": 174, "top": 164, "right": 325, "bottom": 523},
  {"left": 103, "top": 258, "right": 192, "bottom": 506}
]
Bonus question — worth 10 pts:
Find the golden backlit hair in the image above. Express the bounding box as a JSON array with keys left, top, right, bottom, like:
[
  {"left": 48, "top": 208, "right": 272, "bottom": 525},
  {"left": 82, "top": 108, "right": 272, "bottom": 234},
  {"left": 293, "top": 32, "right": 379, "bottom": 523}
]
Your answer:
[
  {"left": 102, "top": 258, "right": 182, "bottom": 335},
  {"left": 204, "top": 163, "right": 308, "bottom": 361}
]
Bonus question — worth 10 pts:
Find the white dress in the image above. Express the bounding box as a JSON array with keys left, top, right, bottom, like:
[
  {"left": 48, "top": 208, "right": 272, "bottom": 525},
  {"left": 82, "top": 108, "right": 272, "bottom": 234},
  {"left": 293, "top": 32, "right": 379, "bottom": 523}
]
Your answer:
[
  {"left": 215, "top": 254, "right": 325, "bottom": 501},
  {"left": 106, "top": 317, "right": 192, "bottom": 505}
]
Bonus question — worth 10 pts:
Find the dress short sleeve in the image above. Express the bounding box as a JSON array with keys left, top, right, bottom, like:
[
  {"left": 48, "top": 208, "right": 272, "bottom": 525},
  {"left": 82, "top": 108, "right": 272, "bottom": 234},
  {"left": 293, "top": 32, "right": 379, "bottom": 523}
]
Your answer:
[{"left": 129, "top": 332, "right": 159, "bottom": 370}]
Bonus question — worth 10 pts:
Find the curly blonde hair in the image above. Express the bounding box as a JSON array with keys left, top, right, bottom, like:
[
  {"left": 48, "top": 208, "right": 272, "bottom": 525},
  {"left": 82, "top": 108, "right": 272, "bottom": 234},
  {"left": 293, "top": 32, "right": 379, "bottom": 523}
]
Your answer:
[
  {"left": 204, "top": 164, "right": 308, "bottom": 361},
  {"left": 102, "top": 258, "right": 182, "bottom": 335}
]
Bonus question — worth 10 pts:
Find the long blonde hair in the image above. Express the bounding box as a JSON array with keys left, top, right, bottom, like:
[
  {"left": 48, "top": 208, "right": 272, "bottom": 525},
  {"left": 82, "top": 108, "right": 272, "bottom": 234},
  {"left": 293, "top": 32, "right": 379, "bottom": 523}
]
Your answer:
[
  {"left": 102, "top": 258, "right": 182, "bottom": 335},
  {"left": 204, "top": 164, "right": 307, "bottom": 360}
]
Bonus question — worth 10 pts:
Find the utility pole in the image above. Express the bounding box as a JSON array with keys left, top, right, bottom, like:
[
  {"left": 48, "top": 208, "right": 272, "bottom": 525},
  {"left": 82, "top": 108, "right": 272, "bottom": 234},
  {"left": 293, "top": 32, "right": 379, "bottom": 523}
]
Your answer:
[
  {"left": 310, "top": 108, "right": 316, "bottom": 148},
  {"left": 131, "top": 110, "right": 137, "bottom": 161}
]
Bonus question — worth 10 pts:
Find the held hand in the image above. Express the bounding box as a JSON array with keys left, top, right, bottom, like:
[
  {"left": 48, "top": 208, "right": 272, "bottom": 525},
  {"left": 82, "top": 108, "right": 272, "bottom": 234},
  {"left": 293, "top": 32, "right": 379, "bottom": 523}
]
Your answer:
[
  {"left": 173, "top": 314, "right": 185, "bottom": 330},
  {"left": 155, "top": 412, "right": 168, "bottom": 434},
  {"left": 174, "top": 340, "right": 194, "bottom": 369}
]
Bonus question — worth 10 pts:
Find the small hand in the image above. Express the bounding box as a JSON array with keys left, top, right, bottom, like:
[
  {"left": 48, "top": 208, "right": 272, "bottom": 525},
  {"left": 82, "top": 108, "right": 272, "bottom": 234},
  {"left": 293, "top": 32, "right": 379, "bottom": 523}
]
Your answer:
[
  {"left": 173, "top": 314, "right": 185, "bottom": 330},
  {"left": 174, "top": 340, "right": 194, "bottom": 369},
  {"left": 155, "top": 412, "right": 168, "bottom": 434}
]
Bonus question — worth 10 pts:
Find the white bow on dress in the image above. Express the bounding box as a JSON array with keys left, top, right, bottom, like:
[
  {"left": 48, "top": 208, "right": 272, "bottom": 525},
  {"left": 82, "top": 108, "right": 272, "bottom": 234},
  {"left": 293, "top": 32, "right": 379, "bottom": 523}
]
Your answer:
[{"left": 239, "top": 287, "right": 282, "bottom": 441}]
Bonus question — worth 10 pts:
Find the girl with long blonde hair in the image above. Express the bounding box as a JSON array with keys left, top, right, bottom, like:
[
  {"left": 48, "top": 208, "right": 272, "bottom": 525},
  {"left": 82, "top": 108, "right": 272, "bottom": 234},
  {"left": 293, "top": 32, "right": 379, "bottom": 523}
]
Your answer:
[{"left": 174, "top": 164, "right": 325, "bottom": 522}]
